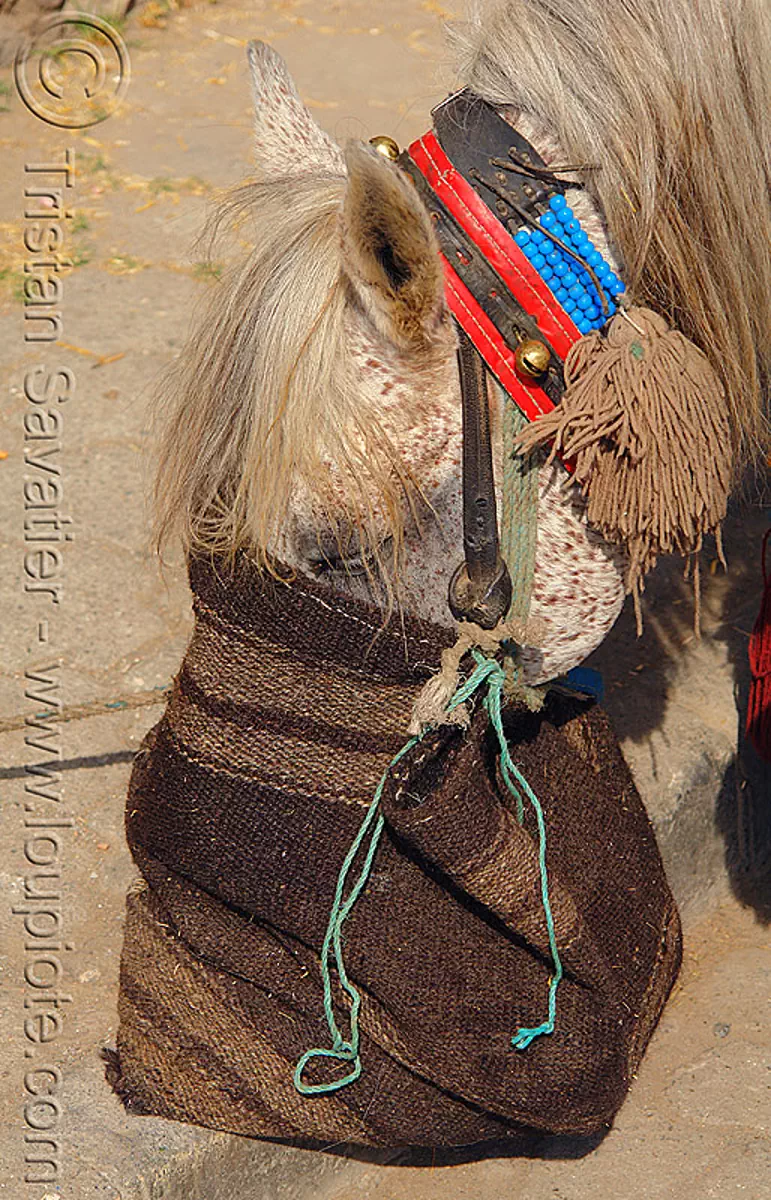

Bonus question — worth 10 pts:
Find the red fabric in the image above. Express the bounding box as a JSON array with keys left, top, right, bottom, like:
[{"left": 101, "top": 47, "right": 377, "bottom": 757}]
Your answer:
[
  {"left": 747, "top": 528, "right": 771, "bottom": 762},
  {"left": 441, "top": 257, "right": 557, "bottom": 421},
  {"left": 408, "top": 130, "right": 579, "bottom": 471},
  {"left": 408, "top": 132, "right": 582, "bottom": 360}
]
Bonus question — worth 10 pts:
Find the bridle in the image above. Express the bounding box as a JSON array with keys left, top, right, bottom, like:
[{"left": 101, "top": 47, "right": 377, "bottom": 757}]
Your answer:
[{"left": 376, "top": 90, "right": 619, "bottom": 629}]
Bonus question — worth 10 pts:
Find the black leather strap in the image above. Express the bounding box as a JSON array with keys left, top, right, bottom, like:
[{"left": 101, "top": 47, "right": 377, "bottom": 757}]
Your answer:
[
  {"left": 446, "top": 325, "right": 513, "bottom": 629},
  {"left": 432, "top": 89, "right": 559, "bottom": 227},
  {"left": 398, "top": 150, "right": 567, "bottom": 406}
]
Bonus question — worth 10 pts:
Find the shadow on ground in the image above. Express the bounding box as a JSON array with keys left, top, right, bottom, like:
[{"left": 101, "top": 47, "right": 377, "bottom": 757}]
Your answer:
[
  {"left": 587, "top": 464, "right": 771, "bottom": 922},
  {"left": 263, "top": 1128, "right": 608, "bottom": 1169},
  {"left": 712, "top": 469, "right": 771, "bottom": 920}
]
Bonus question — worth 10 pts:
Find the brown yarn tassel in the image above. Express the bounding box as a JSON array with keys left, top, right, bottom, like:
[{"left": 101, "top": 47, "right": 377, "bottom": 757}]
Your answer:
[{"left": 516, "top": 307, "right": 731, "bottom": 633}]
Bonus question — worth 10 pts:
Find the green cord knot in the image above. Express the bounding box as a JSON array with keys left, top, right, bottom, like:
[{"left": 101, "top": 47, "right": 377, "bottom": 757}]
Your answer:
[{"left": 293, "top": 649, "right": 563, "bottom": 1096}]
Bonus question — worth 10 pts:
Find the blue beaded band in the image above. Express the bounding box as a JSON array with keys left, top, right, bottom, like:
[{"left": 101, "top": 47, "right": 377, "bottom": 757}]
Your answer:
[{"left": 513, "top": 194, "right": 625, "bottom": 335}]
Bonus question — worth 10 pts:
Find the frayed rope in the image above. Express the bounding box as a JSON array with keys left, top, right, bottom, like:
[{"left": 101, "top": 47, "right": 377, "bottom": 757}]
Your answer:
[{"left": 408, "top": 616, "right": 546, "bottom": 735}]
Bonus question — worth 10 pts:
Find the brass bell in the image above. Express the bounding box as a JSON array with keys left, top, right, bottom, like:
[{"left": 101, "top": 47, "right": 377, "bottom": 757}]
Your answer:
[
  {"left": 369, "top": 135, "right": 400, "bottom": 161},
  {"left": 514, "top": 338, "right": 551, "bottom": 380}
]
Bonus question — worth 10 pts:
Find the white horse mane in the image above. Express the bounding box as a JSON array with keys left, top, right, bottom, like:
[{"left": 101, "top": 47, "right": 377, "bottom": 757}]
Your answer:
[{"left": 452, "top": 0, "right": 771, "bottom": 455}]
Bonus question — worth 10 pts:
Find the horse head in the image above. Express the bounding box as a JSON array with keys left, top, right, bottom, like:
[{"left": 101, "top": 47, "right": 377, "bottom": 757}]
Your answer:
[
  {"left": 153, "top": 42, "right": 469, "bottom": 615},
  {"left": 155, "top": 7, "right": 771, "bottom": 679}
]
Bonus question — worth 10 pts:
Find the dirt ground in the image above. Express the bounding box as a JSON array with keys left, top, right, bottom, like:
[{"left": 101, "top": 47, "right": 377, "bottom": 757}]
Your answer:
[{"left": 0, "top": 2, "right": 769, "bottom": 1197}]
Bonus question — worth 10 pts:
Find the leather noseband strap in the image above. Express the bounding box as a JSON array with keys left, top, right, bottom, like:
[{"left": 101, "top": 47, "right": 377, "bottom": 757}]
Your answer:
[{"left": 448, "top": 325, "right": 512, "bottom": 628}]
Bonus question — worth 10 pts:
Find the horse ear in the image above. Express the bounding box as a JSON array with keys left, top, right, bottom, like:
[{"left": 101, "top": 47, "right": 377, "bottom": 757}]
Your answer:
[
  {"left": 341, "top": 142, "right": 446, "bottom": 348},
  {"left": 247, "top": 41, "right": 344, "bottom": 177}
]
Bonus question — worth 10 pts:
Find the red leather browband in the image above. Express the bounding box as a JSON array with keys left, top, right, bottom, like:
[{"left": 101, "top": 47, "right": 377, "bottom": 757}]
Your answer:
[{"left": 407, "top": 130, "right": 583, "bottom": 434}]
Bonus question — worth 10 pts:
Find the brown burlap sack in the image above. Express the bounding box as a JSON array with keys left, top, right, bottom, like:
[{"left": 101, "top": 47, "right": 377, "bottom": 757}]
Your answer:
[{"left": 109, "top": 553, "right": 681, "bottom": 1147}]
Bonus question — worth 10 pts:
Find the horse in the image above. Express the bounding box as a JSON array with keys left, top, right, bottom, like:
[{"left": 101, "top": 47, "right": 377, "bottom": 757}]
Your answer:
[
  {"left": 110, "top": 0, "right": 771, "bottom": 1146},
  {"left": 150, "top": 1, "right": 770, "bottom": 683}
]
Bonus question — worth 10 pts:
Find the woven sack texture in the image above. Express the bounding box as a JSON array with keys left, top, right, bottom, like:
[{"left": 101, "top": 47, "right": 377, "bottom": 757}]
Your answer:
[{"left": 109, "top": 554, "right": 682, "bottom": 1146}]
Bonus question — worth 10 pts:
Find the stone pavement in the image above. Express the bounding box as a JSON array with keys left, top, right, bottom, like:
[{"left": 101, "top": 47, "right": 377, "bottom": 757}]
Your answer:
[{"left": 0, "top": 2, "right": 769, "bottom": 1197}]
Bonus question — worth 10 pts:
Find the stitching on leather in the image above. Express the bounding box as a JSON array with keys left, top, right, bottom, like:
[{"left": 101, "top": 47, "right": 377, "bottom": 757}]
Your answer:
[
  {"left": 417, "top": 134, "right": 577, "bottom": 347},
  {"left": 446, "top": 273, "right": 551, "bottom": 418}
]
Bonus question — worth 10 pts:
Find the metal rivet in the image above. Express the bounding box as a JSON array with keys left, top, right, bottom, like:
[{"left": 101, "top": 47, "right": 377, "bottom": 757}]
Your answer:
[{"left": 369, "top": 135, "right": 400, "bottom": 161}]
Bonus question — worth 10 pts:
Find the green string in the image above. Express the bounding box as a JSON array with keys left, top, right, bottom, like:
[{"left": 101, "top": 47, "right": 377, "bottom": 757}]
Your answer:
[
  {"left": 446, "top": 649, "right": 563, "bottom": 1047},
  {"left": 498, "top": 391, "right": 548, "bottom": 714},
  {"left": 293, "top": 735, "right": 419, "bottom": 1095},
  {"left": 474, "top": 652, "right": 564, "bottom": 1049},
  {"left": 293, "top": 650, "right": 563, "bottom": 1095}
]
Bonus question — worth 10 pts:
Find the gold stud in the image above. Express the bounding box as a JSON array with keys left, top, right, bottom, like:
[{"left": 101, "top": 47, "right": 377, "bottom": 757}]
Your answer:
[
  {"left": 369, "top": 135, "right": 400, "bottom": 161},
  {"left": 514, "top": 339, "right": 551, "bottom": 379}
]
